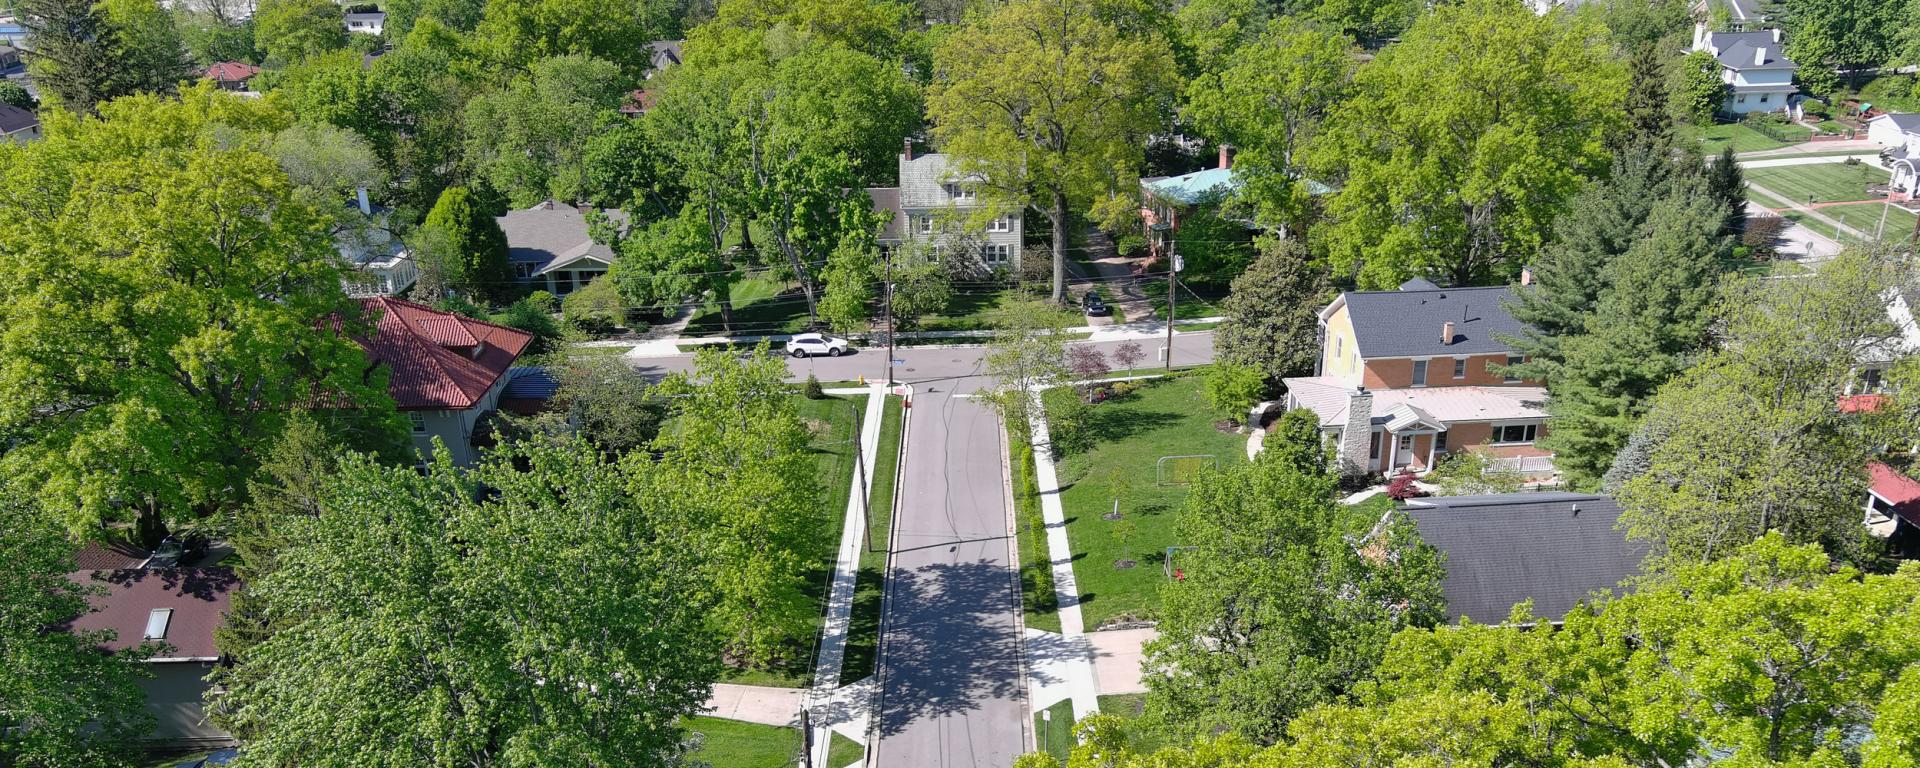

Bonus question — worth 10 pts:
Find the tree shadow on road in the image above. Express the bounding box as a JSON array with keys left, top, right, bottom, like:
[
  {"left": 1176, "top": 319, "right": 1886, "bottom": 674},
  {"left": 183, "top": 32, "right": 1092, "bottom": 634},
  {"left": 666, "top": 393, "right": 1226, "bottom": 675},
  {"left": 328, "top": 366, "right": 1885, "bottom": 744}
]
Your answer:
[{"left": 874, "top": 557, "right": 1047, "bottom": 740}]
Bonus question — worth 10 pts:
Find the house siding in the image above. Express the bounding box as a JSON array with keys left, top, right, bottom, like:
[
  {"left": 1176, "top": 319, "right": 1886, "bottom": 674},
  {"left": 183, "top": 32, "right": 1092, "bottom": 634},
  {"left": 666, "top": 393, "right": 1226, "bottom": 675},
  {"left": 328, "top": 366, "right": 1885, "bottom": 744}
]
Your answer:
[
  {"left": 409, "top": 375, "right": 512, "bottom": 466},
  {"left": 140, "top": 662, "right": 230, "bottom": 747},
  {"left": 1320, "top": 304, "right": 1362, "bottom": 384},
  {"left": 1362, "top": 353, "right": 1526, "bottom": 389}
]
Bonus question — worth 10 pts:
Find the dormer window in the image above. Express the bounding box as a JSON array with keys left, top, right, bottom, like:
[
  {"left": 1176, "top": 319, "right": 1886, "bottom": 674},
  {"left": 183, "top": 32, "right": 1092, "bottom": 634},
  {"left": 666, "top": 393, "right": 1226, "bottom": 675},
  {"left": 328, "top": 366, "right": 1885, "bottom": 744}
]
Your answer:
[
  {"left": 144, "top": 608, "right": 172, "bottom": 640},
  {"left": 944, "top": 183, "right": 976, "bottom": 201}
]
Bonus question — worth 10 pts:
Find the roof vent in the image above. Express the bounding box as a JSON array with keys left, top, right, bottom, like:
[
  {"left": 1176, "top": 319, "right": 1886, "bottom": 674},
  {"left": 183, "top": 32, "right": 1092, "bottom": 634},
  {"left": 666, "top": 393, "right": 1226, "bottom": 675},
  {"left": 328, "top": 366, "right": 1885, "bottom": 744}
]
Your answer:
[
  {"left": 144, "top": 608, "right": 172, "bottom": 640},
  {"left": 1570, "top": 503, "right": 1580, "bottom": 516}
]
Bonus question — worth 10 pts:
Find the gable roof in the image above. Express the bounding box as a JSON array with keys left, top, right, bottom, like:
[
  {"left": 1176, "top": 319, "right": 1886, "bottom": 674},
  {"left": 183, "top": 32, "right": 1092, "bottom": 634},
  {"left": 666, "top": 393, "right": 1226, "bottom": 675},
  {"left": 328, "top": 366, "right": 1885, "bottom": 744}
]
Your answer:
[
  {"left": 355, "top": 297, "right": 533, "bottom": 410},
  {"left": 203, "top": 61, "right": 260, "bottom": 82},
  {"left": 867, "top": 186, "right": 903, "bottom": 240},
  {"left": 63, "top": 567, "right": 238, "bottom": 660},
  {"left": 1872, "top": 113, "right": 1920, "bottom": 135},
  {"left": 1870, "top": 462, "right": 1920, "bottom": 527},
  {"left": 1327, "top": 284, "right": 1524, "bottom": 359},
  {"left": 1706, "top": 30, "right": 1796, "bottom": 70},
  {"left": 0, "top": 103, "right": 34, "bottom": 134},
  {"left": 1144, "top": 167, "right": 1238, "bottom": 205},
  {"left": 649, "top": 40, "right": 683, "bottom": 72},
  {"left": 496, "top": 203, "right": 622, "bottom": 274},
  {"left": 1397, "top": 493, "right": 1647, "bottom": 623},
  {"left": 74, "top": 541, "right": 152, "bottom": 570}
]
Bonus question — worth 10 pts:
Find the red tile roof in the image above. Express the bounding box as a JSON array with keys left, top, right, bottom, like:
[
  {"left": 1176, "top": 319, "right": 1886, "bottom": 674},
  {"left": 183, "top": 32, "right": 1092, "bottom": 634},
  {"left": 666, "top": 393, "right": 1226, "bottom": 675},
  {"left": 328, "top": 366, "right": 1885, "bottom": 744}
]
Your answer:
[
  {"left": 63, "top": 568, "right": 238, "bottom": 660},
  {"left": 1839, "top": 394, "right": 1890, "bottom": 413},
  {"left": 1871, "top": 461, "right": 1920, "bottom": 507},
  {"left": 203, "top": 61, "right": 260, "bottom": 82},
  {"left": 355, "top": 297, "right": 533, "bottom": 411},
  {"left": 619, "top": 89, "right": 655, "bottom": 115}
]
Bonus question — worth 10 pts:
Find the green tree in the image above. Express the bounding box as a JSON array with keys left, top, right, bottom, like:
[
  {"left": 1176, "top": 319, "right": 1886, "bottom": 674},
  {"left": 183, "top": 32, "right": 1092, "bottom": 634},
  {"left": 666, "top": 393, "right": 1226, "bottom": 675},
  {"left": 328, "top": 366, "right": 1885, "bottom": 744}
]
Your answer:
[
  {"left": 1775, "top": 0, "right": 1909, "bottom": 93},
  {"left": 887, "top": 249, "right": 953, "bottom": 332},
  {"left": 0, "top": 87, "right": 404, "bottom": 543},
  {"left": 580, "top": 116, "right": 682, "bottom": 216},
  {"left": 612, "top": 204, "right": 745, "bottom": 330},
  {"left": 560, "top": 274, "right": 629, "bottom": 335},
  {"left": 1620, "top": 44, "right": 1672, "bottom": 147},
  {"left": 1705, "top": 146, "right": 1747, "bottom": 236},
  {"left": 19, "top": 0, "right": 129, "bottom": 113},
  {"left": 1214, "top": 238, "right": 1331, "bottom": 390},
  {"left": 820, "top": 239, "right": 877, "bottom": 334},
  {"left": 1537, "top": 177, "right": 1730, "bottom": 487},
  {"left": 1305, "top": 0, "right": 1421, "bottom": 45},
  {"left": 368, "top": 21, "right": 475, "bottom": 213},
  {"left": 1306, "top": 0, "right": 1625, "bottom": 288},
  {"left": 1143, "top": 449, "right": 1445, "bottom": 744},
  {"left": 1170, "top": 203, "right": 1257, "bottom": 286},
  {"left": 0, "top": 82, "right": 37, "bottom": 110},
  {"left": 1182, "top": 17, "right": 1355, "bottom": 228},
  {"left": 1173, "top": 0, "right": 1266, "bottom": 78},
  {"left": 271, "top": 51, "right": 387, "bottom": 150},
  {"left": 461, "top": 54, "right": 627, "bottom": 208},
  {"left": 416, "top": 186, "right": 513, "bottom": 303},
  {"left": 1502, "top": 141, "right": 1672, "bottom": 374},
  {"left": 216, "top": 441, "right": 721, "bottom": 767},
  {"left": 1670, "top": 49, "right": 1725, "bottom": 125},
  {"left": 471, "top": 0, "right": 675, "bottom": 78},
  {"left": 980, "top": 300, "right": 1074, "bottom": 425},
  {"left": 1578, "top": 0, "right": 1690, "bottom": 52},
  {"left": 0, "top": 500, "right": 156, "bottom": 766},
  {"left": 550, "top": 356, "right": 663, "bottom": 457},
  {"left": 693, "top": 0, "right": 918, "bottom": 66},
  {"left": 177, "top": 11, "right": 257, "bottom": 66},
  {"left": 499, "top": 294, "right": 566, "bottom": 354},
  {"left": 1201, "top": 362, "right": 1264, "bottom": 424},
  {"left": 1619, "top": 248, "right": 1902, "bottom": 566},
  {"left": 928, "top": 0, "right": 1178, "bottom": 302},
  {"left": 1262, "top": 408, "right": 1329, "bottom": 477},
  {"left": 98, "top": 0, "right": 194, "bottom": 97},
  {"left": 639, "top": 348, "right": 829, "bottom": 666},
  {"left": 253, "top": 0, "right": 345, "bottom": 66}
]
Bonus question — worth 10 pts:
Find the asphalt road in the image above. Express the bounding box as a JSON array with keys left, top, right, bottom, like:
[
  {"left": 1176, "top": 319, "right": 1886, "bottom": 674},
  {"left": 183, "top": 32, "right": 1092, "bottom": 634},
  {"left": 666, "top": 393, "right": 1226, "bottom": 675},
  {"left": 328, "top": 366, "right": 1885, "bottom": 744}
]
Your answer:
[{"left": 625, "top": 331, "right": 1220, "bottom": 386}]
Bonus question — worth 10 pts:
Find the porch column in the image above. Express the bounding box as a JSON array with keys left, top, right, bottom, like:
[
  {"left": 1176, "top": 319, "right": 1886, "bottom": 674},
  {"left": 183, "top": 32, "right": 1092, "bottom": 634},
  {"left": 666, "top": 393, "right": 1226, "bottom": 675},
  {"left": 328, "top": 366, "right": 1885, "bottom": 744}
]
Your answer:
[
  {"left": 1383, "top": 430, "right": 1397, "bottom": 472},
  {"left": 1426, "top": 434, "right": 1438, "bottom": 471}
]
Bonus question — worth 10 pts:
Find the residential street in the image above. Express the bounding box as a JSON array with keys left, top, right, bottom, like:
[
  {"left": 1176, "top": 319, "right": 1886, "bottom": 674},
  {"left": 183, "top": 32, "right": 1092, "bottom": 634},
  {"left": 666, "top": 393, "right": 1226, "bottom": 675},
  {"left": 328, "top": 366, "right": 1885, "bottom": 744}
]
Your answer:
[{"left": 626, "top": 329, "right": 1221, "bottom": 385}]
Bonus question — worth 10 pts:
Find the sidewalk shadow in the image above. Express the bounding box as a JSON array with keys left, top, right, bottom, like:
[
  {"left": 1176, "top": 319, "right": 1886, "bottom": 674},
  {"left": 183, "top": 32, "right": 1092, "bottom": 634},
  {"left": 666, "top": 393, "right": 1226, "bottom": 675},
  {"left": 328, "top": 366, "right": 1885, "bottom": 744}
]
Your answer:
[{"left": 874, "top": 557, "right": 1049, "bottom": 738}]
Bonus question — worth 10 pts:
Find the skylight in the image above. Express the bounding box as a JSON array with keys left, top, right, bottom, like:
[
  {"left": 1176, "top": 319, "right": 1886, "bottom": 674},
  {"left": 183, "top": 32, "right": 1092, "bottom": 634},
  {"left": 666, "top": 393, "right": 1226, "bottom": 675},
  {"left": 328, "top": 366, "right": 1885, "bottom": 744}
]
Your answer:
[{"left": 144, "top": 608, "right": 172, "bottom": 640}]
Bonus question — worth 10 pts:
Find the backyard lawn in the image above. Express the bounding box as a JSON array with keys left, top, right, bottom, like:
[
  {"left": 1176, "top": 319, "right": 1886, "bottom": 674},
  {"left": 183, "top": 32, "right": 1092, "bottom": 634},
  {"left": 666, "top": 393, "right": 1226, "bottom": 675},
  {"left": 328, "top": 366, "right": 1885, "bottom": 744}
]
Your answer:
[
  {"left": 1744, "top": 162, "right": 1890, "bottom": 204},
  {"left": 1046, "top": 374, "right": 1247, "bottom": 629},
  {"left": 686, "top": 716, "right": 863, "bottom": 768},
  {"left": 1697, "top": 121, "right": 1811, "bottom": 153},
  {"left": 724, "top": 393, "right": 862, "bottom": 687},
  {"left": 1808, "top": 201, "right": 1920, "bottom": 239}
]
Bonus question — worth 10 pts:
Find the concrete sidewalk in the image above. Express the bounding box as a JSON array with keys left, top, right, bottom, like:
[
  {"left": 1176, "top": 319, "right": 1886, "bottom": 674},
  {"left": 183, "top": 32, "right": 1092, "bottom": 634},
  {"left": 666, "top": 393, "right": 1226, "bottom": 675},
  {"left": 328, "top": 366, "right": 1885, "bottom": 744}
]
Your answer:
[
  {"left": 806, "top": 383, "right": 890, "bottom": 767},
  {"left": 1736, "top": 138, "right": 1884, "bottom": 159},
  {"left": 1089, "top": 628, "right": 1157, "bottom": 696},
  {"left": 1023, "top": 391, "right": 1102, "bottom": 724},
  {"left": 705, "top": 684, "right": 804, "bottom": 726}
]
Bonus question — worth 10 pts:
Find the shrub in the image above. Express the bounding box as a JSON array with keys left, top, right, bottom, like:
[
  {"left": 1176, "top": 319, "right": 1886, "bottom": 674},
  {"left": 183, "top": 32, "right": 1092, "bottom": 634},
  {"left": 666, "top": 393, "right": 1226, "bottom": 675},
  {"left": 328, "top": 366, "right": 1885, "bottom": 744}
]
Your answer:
[
  {"left": 803, "top": 374, "right": 825, "bottom": 400},
  {"left": 1800, "top": 99, "right": 1829, "bottom": 119},
  {"left": 1741, "top": 216, "right": 1788, "bottom": 257},
  {"left": 1041, "top": 386, "right": 1094, "bottom": 457},
  {"left": 562, "top": 277, "right": 630, "bottom": 337},
  {"left": 1384, "top": 469, "right": 1421, "bottom": 500},
  {"left": 1201, "top": 363, "right": 1264, "bottom": 425},
  {"left": 500, "top": 297, "right": 565, "bottom": 354}
]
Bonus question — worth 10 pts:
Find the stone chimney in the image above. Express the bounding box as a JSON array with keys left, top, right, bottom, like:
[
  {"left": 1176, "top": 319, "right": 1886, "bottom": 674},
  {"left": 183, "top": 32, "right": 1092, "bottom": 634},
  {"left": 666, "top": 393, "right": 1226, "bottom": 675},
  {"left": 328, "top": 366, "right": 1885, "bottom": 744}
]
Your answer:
[
  {"left": 903, "top": 138, "right": 913, "bottom": 162},
  {"left": 1337, "top": 388, "right": 1374, "bottom": 475},
  {"left": 356, "top": 187, "right": 371, "bottom": 215},
  {"left": 1218, "top": 144, "right": 1234, "bottom": 170},
  {"left": 1441, "top": 321, "right": 1456, "bottom": 345}
]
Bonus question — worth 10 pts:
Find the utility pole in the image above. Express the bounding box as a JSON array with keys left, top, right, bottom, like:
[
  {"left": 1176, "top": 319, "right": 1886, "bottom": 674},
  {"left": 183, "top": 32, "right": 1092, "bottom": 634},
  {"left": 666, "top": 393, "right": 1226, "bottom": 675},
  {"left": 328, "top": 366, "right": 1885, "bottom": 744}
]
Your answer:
[
  {"left": 1164, "top": 250, "right": 1181, "bottom": 370},
  {"left": 882, "top": 250, "right": 895, "bottom": 386}
]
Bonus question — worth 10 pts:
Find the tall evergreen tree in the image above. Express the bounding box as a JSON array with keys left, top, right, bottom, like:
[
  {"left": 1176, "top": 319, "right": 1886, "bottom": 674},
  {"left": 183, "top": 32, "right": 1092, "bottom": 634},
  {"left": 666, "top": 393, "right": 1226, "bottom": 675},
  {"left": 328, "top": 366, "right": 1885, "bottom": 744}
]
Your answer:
[
  {"left": 19, "top": 0, "right": 124, "bottom": 113},
  {"left": 1705, "top": 146, "right": 1747, "bottom": 236},
  {"left": 1215, "top": 238, "right": 1332, "bottom": 392},
  {"left": 1621, "top": 44, "right": 1672, "bottom": 149},
  {"left": 1503, "top": 142, "right": 1671, "bottom": 374},
  {"left": 1539, "top": 177, "right": 1731, "bottom": 487}
]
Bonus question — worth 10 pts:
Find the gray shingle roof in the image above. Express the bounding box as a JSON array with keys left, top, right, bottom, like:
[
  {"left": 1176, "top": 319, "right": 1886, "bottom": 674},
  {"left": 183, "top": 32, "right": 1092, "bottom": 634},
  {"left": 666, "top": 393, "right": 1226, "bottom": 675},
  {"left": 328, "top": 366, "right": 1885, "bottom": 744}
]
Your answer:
[
  {"left": 1398, "top": 493, "right": 1647, "bottom": 623},
  {"left": 1879, "top": 113, "right": 1920, "bottom": 135},
  {"left": 868, "top": 186, "right": 903, "bottom": 241},
  {"left": 496, "top": 204, "right": 624, "bottom": 273},
  {"left": 1707, "top": 30, "right": 1796, "bottom": 70},
  {"left": 1341, "top": 285, "right": 1524, "bottom": 359},
  {"left": 0, "top": 104, "right": 35, "bottom": 135}
]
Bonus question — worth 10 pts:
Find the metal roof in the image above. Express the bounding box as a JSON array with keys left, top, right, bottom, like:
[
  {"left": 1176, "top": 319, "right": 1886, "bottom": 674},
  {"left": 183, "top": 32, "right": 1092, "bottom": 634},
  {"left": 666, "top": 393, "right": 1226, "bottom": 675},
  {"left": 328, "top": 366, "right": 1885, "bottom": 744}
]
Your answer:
[
  {"left": 62, "top": 568, "right": 239, "bottom": 659},
  {"left": 1335, "top": 285, "right": 1525, "bottom": 358},
  {"left": 1397, "top": 493, "right": 1647, "bottom": 623},
  {"left": 354, "top": 298, "right": 532, "bottom": 410}
]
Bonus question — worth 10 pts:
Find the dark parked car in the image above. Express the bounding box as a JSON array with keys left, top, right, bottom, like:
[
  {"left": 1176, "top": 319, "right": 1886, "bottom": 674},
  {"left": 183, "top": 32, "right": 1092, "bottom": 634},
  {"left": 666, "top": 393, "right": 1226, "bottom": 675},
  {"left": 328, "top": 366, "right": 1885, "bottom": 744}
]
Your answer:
[
  {"left": 148, "top": 534, "right": 208, "bottom": 567},
  {"left": 1082, "top": 290, "right": 1111, "bottom": 317}
]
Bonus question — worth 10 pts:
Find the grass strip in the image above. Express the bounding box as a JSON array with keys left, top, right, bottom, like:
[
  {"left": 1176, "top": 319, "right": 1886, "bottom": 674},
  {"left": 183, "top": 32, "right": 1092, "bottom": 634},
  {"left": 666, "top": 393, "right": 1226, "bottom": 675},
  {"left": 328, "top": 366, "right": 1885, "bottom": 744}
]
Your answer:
[
  {"left": 843, "top": 394, "right": 903, "bottom": 683},
  {"left": 1010, "top": 413, "right": 1063, "bottom": 634},
  {"left": 1034, "top": 699, "right": 1076, "bottom": 764}
]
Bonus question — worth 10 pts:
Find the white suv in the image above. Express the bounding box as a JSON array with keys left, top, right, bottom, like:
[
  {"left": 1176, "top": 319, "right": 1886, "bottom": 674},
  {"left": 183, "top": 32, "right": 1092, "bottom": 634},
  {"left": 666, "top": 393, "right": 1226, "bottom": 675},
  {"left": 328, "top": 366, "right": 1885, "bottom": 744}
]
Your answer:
[{"left": 785, "top": 333, "right": 850, "bottom": 358}]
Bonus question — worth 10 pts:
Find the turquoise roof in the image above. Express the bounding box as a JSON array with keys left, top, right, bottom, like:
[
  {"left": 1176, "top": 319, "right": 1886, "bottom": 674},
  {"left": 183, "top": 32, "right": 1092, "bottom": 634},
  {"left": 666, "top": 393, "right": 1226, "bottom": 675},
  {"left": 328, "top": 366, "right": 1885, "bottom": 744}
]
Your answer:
[{"left": 1144, "top": 167, "right": 1332, "bottom": 205}]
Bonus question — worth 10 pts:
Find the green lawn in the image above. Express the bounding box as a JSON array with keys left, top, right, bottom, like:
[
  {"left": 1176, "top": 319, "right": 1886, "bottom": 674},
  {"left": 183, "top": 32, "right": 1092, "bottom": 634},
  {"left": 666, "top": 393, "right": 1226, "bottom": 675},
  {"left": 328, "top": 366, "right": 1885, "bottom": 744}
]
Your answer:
[
  {"left": 1699, "top": 121, "right": 1811, "bottom": 153},
  {"left": 1096, "top": 693, "right": 1172, "bottom": 754},
  {"left": 685, "top": 276, "right": 818, "bottom": 337},
  {"left": 1047, "top": 375, "right": 1247, "bottom": 629},
  {"left": 1011, "top": 414, "right": 1063, "bottom": 633},
  {"left": 844, "top": 394, "right": 903, "bottom": 683},
  {"left": 566, "top": 344, "right": 635, "bottom": 356},
  {"left": 1035, "top": 699, "right": 1076, "bottom": 763},
  {"left": 1814, "top": 119, "right": 1850, "bottom": 134},
  {"left": 1808, "top": 201, "right": 1920, "bottom": 240},
  {"left": 724, "top": 394, "right": 862, "bottom": 687},
  {"left": 1140, "top": 279, "right": 1225, "bottom": 321},
  {"left": 686, "top": 716, "right": 863, "bottom": 768},
  {"left": 1744, "top": 162, "right": 1890, "bottom": 204},
  {"left": 913, "top": 288, "right": 1025, "bottom": 333}
]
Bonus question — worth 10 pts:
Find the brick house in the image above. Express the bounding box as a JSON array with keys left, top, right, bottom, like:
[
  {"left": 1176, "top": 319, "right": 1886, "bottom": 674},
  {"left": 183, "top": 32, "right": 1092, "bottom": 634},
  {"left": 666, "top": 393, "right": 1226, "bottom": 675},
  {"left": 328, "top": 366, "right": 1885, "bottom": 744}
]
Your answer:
[{"left": 1282, "top": 279, "right": 1552, "bottom": 477}]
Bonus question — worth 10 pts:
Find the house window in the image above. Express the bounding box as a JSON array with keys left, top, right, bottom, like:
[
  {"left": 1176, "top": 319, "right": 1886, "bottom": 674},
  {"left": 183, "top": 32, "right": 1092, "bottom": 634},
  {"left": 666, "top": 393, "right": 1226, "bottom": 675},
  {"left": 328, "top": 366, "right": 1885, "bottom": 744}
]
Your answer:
[
  {"left": 1737, "top": 95, "right": 1749, "bottom": 104},
  {"left": 1505, "top": 356, "right": 1523, "bottom": 383},
  {"left": 917, "top": 216, "right": 933, "bottom": 235},
  {"left": 409, "top": 412, "right": 427, "bottom": 434},
  {"left": 930, "top": 245, "right": 945, "bottom": 263},
  {"left": 144, "top": 608, "right": 172, "bottom": 640},
  {"left": 1493, "top": 423, "right": 1538, "bottom": 445},
  {"left": 1759, "top": 94, "right": 1770, "bottom": 103},
  {"left": 1368, "top": 431, "right": 1381, "bottom": 459},
  {"left": 985, "top": 244, "right": 1011, "bottom": 265},
  {"left": 1453, "top": 357, "right": 1466, "bottom": 379},
  {"left": 1862, "top": 367, "right": 1886, "bottom": 392},
  {"left": 944, "top": 183, "right": 976, "bottom": 201},
  {"left": 1334, "top": 337, "right": 1342, "bottom": 361},
  {"left": 987, "top": 216, "right": 1011, "bottom": 233},
  {"left": 513, "top": 262, "right": 536, "bottom": 279},
  {"left": 1411, "top": 359, "right": 1428, "bottom": 387},
  {"left": 1435, "top": 431, "right": 1448, "bottom": 452}
]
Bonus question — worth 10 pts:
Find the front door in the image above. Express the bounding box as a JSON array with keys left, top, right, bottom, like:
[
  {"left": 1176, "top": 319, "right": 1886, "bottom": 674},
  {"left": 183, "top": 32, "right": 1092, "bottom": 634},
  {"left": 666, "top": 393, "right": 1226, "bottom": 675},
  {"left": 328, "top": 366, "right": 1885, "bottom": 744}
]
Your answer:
[{"left": 1394, "top": 434, "right": 1415, "bottom": 468}]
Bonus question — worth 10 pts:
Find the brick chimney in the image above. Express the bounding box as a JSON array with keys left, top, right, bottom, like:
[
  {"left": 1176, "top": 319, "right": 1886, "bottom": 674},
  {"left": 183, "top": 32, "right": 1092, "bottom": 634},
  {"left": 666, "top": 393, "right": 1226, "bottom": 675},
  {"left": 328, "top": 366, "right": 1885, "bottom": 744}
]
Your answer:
[
  {"left": 1337, "top": 388, "right": 1374, "bottom": 475},
  {"left": 1218, "top": 144, "right": 1234, "bottom": 170},
  {"left": 1441, "top": 321, "right": 1456, "bottom": 345},
  {"left": 903, "top": 138, "right": 913, "bottom": 162}
]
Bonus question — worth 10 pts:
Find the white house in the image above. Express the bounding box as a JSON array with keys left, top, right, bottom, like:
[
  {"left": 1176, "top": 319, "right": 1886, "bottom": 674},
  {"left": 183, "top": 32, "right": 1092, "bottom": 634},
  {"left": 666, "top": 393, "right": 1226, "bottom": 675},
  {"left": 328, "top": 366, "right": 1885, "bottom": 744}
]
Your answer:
[
  {"left": 344, "top": 9, "right": 384, "bottom": 34},
  {"left": 865, "top": 143, "right": 1023, "bottom": 272},
  {"left": 498, "top": 202, "right": 622, "bottom": 296},
  {"left": 338, "top": 190, "right": 418, "bottom": 297},
  {"left": 354, "top": 297, "right": 533, "bottom": 466},
  {"left": 1692, "top": 24, "right": 1798, "bottom": 115},
  {"left": 1869, "top": 114, "right": 1920, "bottom": 202}
]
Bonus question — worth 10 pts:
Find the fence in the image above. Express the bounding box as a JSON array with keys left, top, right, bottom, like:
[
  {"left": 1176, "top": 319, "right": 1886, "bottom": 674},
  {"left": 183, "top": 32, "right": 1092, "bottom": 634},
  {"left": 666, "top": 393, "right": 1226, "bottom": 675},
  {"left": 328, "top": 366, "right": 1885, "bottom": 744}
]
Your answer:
[{"left": 1486, "top": 455, "right": 1556, "bottom": 475}]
